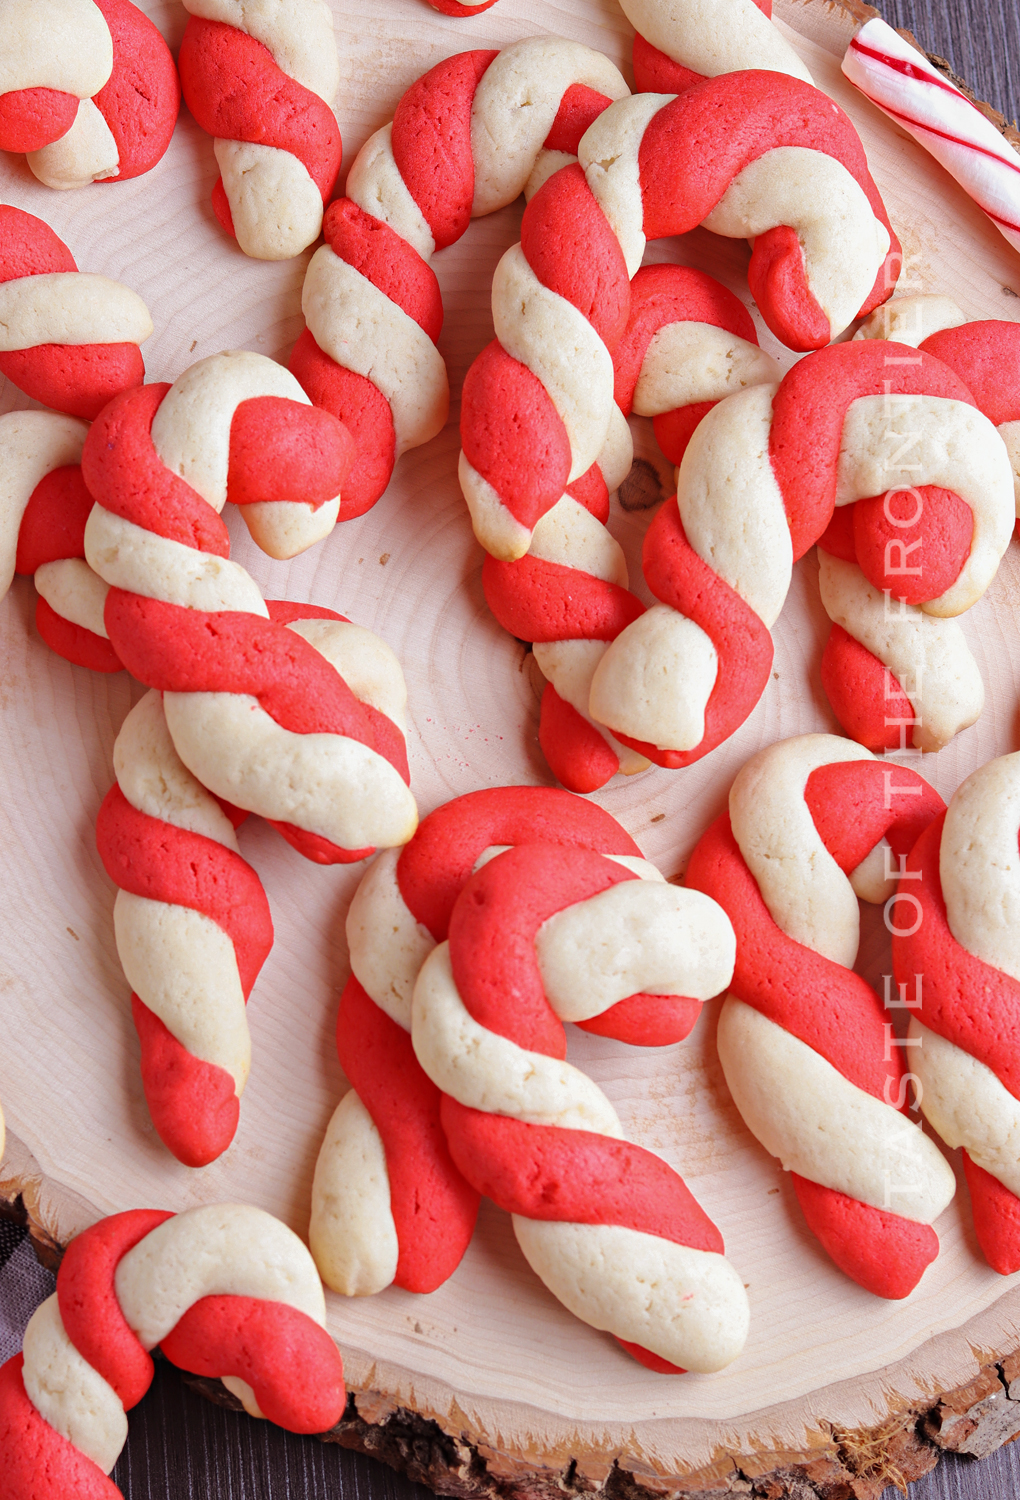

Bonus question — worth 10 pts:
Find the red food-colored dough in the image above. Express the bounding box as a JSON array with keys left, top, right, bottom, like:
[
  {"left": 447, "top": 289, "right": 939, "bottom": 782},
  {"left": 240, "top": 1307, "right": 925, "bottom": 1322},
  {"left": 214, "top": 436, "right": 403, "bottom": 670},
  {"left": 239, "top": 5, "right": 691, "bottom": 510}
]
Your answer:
[
  {"left": 91, "top": 0, "right": 180, "bottom": 180},
  {"left": 0, "top": 88, "right": 79, "bottom": 153},
  {"left": 819, "top": 623, "right": 915, "bottom": 753},
  {"left": 538, "top": 684, "right": 621, "bottom": 795}
]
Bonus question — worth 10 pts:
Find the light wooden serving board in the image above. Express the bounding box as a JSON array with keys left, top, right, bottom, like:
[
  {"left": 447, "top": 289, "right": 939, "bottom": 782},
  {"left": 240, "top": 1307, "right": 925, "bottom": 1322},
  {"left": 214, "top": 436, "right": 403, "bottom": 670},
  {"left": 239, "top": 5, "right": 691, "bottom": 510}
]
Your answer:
[{"left": 4, "top": 0, "right": 1020, "bottom": 1492}]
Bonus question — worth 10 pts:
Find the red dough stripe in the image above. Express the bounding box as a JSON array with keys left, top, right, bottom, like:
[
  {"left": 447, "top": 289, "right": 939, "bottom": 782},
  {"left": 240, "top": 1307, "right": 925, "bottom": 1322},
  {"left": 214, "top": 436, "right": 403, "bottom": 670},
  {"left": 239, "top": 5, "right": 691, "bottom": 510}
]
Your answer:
[
  {"left": 96, "top": 786, "right": 273, "bottom": 994},
  {"left": 791, "top": 1175, "right": 939, "bottom": 1299},
  {"left": 0, "top": 343, "right": 145, "bottom": 423},
  {"left": 521, "top": 166, "right": 630, "bottom": 349},
  {"left": 539, "top": 685, "right": 621, "bottom": 795},
  {"left": 461, "top": 340, "right": 572, "bottom": 532},
  {"left": 227, "top": 396, "right": 354, "bottom": 510},
  {"left": 543, "top": 84, "right": 614, "bottom": 154},
  {"left": 962, "top": 1152, "right": 1020, "bottom": 1276},
  {"left": 35, "top": 598, "right": 124, "bottom": 673},
  {"left": 131, "top": 997, "right": 242, "bottom": 1169},
  {"left": 921, "top": 321, "right": 1020, "bottom": 425},
  {"left": 160, "top": 1297, "right": 345, "bottom": 1433},
  {"left": 289, "top": 328, "right": 397, "bottom": 521},
  {"left": 0, "top": 1356, "right": 121, "bottom": 1500},
  {"left": 58, "top": 1209, "right": 175, "bottom": 1409},
  {"left": 396, "top": 786, "right": 642, "bottom": 940},
  {"left": 441, "top": 1102, "right": 724, "bottom": 1253},
  {"left": 0, "top": 205, "right": 77, "bottom": 281},
  {"left": 16, "top": 466, "right": 94, "bottom": 574},
  {"left": 686, "top": 814, "right": 904, "bottom": 1102},
  {"left": 391, "top": 50, "right": 497, "bottom": 250},
  {"left": 819, "top": 623, "right": 914, "bottom": 753},
  {"left": 893, "top": 816, "right": 1020, "bottom": 1101},
  {"left": 323, "top": 200, "right": 444, "bottom": 342},
  {"left": 804, "top": 759, "right": 945, "bottom": 874},
  {"left": 337, "top": 978, "right": 481, "bottom": 1292},
  {"left": 482, "top": 553, "right": 644, "bottom": 643},
  {"left": 0, "top": 88, "right": 79, "bottom": 154},
  {"left": 178, "top": 18, "right": 341, "bottom": 198}
]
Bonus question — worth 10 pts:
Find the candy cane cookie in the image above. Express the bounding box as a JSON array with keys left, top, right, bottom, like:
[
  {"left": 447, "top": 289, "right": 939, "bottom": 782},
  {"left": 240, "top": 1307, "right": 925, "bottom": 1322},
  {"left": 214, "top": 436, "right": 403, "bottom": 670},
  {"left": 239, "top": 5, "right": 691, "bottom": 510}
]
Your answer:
[
  {"left": 0, "top": 408, "right": 125, "bottom": 672},
  {"left": 843, "top": 18, "right": 1020, "bottom": 257},
  {"left": 686, "top": 735, "right": 956, "bottom": 1298},
  {"left": 812, "top": 338, "right": 1014, "bottom": 753},
  {"left": 177, "top": 0, "right": 342, "bottom": 260},
  {"left": 892, "top": 753, "right": 1020, "bottom": 1275},
  {"left": 289, "top": 39, "right": 630, "bottom": 520},
  {"left": 409, "top": 840, "right": 744, "bottom": 1372},
  {"left": 310, "top": 786, "right": 654, "bottom": 1298},
  {"left": 95, "top": 691, "right": 272, "bottom": 1167},
  {"left": 481, "top": 262, "right": 780, "bottom": 793},
  {"left": 0, "top": 1203, "right": 345, "bottom": 1498},
  {"left": 0, "top": 204, "right": 151, "bottom": 420},
  {"left": 626, "top": 0, "right": 812, "bottom": 96},
  {"left": 0, "top": 0, "right": 179, "bottom": 190},
  {"left": 79, "top": 366, "right": 417, "bottom": 865}
]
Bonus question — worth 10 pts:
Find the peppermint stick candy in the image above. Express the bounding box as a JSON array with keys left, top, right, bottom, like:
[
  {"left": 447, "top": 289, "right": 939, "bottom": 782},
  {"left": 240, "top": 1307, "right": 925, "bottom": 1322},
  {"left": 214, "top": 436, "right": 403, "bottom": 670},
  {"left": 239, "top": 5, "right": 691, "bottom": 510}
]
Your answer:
[{"left": 842, "top": 19, "right": 1020, "bottom": 255}]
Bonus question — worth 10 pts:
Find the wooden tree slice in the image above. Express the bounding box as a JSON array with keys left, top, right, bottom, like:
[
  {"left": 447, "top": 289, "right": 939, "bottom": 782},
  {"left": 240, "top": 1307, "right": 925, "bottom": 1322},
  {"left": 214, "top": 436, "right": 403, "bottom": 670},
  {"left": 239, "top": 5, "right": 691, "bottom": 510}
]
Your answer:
[{"left": 4, "top": 0, "right": 1020, "bottom": 1495}]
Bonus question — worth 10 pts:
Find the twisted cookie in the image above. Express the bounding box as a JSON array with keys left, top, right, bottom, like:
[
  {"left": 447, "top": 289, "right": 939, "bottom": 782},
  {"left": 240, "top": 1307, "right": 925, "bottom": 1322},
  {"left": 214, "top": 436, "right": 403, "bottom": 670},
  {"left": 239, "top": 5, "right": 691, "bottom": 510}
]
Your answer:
[
  {"left": 310, "top": 786, "right": 646, "bottom": 1297},
  {"left": 178, "top": 0, "right": 341, "bottom": 260},
  {"left": 411, "top": 840, "right": 744, "bottom": 1371},
  {"left": 687, "top": 735, "right": 956, "bottom": 1298},
  {"left": 486, "top": 263, "right": 779, "bottom": 792},
  {"left": 0, "top": 0, "right": 179, "bottom": 190},
  {"left": 0, "top": 204, "right": 151, "bottom": 419},
  {"left": 893, "top": 753, "right": 1020, "bottom": 1275},
  {"left": 96, "top": 690, "right": 273, "bottom": 1167},
  {"left": 80, "top": 361, "right": 417, "bottom": 865},
  {"left": 0, "top": 408, "right": 123, "bottom": 673},
  {"left": 0, "top": 1204, "right": 345, "bottom": 1498},
  {"left": 813, "top": 337, "right": 1015, "bottom": 752},
  {"left": 290, "top": 38, "right": 629, "bottom": 519}
]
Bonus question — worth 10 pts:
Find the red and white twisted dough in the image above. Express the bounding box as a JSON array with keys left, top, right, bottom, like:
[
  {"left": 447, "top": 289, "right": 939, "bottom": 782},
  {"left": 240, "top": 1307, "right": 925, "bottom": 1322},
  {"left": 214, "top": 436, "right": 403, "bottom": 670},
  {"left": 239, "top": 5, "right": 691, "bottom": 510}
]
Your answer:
[
  {"left": 0, "top": 0, "right": 179, "bottom": 190},
  {"left": 595, "top": 338, "right": 1013, "bottom": 772},
  {"left": 0, "top": 204, "right": 151, "bottom": 421},
  {"left": 811, "top": 333, "right": 1015, "bottom": 753},
  {"left": 459, "top": 64, "right": 900, "bottom": 553},
  {"left": 310, "top": 786, "right": 653, "bottom": 1297},
  {"left": 410, "top": 838, "right": 745, "bottom": 1371},
  {"left": 0, "top": 408, "right": 125, "bottom": 673},
  {"left": 78, "top": 354, "right": 417, "bottom": 865},
  {"left": 96, "top": 690, "right": 273, "bottom": 1168},
  {"left": 482, "top": 262, "right": 780, "bottom": 793},
  {"left": 687, "top": 734, "right": 957, "bottom": 1299},
  {"left": 893, "top": 752, "right": 1020, "bottom": 1276},
  {"left": 623, "top": 0, "right": 812, "bottom": 94},
  {"left": 288, "top": 39, "right": 630, "bottom": 521},
  {"left": 177, "top": 0, "right": 342, "bottom": 261},
  {"left": 0, "top": 1204, "right": 345, "bottom": 1499}
]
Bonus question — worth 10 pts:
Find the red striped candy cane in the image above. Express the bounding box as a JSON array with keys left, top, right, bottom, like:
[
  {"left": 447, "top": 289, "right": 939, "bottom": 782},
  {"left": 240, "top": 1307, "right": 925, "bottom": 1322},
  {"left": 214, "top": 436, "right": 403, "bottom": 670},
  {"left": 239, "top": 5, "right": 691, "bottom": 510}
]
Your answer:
[
  {"left": 0, "top": 1204, "right": 345, "bottom": 1499},
  {"left": 686, "top": 734, "right": 956, "bottom": 1298}
]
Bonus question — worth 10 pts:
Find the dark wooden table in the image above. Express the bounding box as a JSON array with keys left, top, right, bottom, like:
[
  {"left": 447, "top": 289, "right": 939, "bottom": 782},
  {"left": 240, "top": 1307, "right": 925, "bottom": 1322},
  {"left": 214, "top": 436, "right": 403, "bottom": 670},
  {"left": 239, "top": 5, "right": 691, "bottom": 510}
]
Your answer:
[{"left": 3, "top": 2, "right": 1020, "bottom": 1496}]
